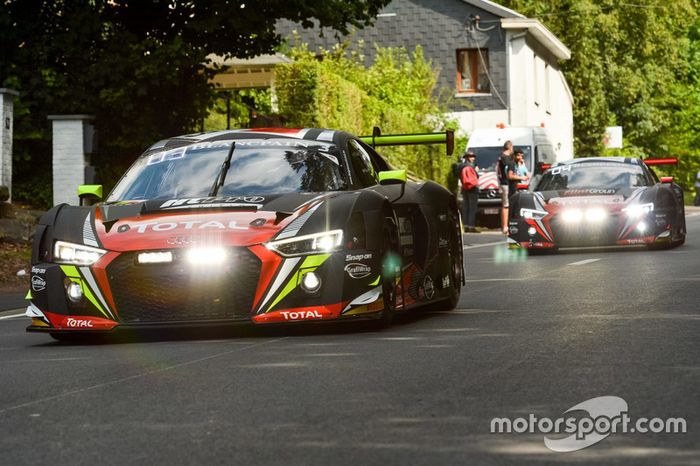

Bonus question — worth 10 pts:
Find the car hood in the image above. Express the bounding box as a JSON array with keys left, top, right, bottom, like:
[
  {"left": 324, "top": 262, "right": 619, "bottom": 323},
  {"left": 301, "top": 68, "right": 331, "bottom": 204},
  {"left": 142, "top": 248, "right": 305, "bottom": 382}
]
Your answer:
[
  {"left": 535, "top": 188, "right": 643, "bottom": 208},
  {"left": 94, "top": 193, "right": 328, "bottom": 251}
]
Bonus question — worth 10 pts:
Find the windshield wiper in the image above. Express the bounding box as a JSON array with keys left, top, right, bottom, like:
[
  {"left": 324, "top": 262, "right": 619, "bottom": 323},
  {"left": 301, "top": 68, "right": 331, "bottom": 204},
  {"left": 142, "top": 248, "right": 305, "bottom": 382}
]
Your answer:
[{"left": 208, "top": 141, "right": 235, "bottom": 197}]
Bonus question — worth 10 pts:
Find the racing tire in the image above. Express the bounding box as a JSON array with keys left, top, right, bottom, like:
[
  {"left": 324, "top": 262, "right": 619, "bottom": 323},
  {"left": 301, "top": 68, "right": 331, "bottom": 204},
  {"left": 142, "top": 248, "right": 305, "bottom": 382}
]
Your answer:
[{"left": 426, "top": 209, "right": 462, "bottom": 312}]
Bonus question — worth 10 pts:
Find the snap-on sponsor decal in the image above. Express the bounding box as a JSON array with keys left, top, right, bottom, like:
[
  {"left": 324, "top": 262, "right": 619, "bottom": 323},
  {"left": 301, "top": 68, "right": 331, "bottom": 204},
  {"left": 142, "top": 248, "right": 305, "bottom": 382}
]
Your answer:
[
  {"left": 160, "top": 196, "right": 265, "bottom": 210},
  {"left": 345, "top": 253, "right": 372, "bottom": 262},
  {"left": 423, "top": 275, "right": 435, "bottom": 300},
  {"left": 31, "top": 275, "right": 46, "bottom": 292},
  {"left": 127, "top": 220, "right": 248, "bottom": 234},
  {"left": 344, "top": 263, "right": 372, "bottom": 279},
  {"left": 31, "top": 266, "right": 46, "bottom": 274},
  {"left": 280, "top": 310, "right": 323, "bottom": 320}
]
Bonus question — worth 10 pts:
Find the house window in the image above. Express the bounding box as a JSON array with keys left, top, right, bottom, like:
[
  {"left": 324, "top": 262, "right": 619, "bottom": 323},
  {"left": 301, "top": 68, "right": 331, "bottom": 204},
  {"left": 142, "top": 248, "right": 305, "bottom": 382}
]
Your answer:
[{"left": 456, "top": 49, "right": 490, "bottom": 93}]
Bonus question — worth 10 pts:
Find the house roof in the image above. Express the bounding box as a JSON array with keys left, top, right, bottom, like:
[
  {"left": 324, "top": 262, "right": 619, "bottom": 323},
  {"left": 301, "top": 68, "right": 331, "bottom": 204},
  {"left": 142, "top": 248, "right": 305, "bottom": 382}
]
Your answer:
[
  {"left": 463, "top": 0, "right": 525, "bottom": 19},
  {"left": 501, "top": 18, "right": 571, "bottom": 60}
]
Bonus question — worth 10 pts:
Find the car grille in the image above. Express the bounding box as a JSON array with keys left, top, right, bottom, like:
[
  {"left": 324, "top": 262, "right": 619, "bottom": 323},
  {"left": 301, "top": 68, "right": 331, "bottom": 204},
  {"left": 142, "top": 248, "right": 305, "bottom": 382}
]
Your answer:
[
  {"left": 549, "top": 216, "right": 622, "bottom": 247},
  {"left": 107, "top": 248, "right": 261, "bottom": 323},
  {"left": 479, "top": 189, "right": 500, "bottom": 200}
]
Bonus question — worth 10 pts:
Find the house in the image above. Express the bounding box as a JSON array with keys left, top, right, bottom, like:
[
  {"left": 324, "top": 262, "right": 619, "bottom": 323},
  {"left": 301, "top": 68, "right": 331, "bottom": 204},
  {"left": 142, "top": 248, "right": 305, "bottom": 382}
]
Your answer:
[{"left": 212, "top": 0, "right": 573, "bottom": 159}]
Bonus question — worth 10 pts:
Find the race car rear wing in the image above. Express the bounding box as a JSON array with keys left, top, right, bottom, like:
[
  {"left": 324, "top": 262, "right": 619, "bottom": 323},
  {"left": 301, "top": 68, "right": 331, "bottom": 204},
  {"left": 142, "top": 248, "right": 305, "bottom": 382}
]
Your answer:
[
  {"left": 643, "top": 158, "right": 678, "bottom": 166},
  {"left": 359, "top": 127, "right": 455, "bottom": 156}
]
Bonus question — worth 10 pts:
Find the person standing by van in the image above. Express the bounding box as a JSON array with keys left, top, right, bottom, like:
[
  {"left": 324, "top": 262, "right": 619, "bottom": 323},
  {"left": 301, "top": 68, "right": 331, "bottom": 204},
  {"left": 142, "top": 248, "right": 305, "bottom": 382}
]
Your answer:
[
  {"left": 498, "top": 141, "right": 514, "bottom": 234},
  {"left": 461, "top": 151, "right": 480, "bottom": 233}
]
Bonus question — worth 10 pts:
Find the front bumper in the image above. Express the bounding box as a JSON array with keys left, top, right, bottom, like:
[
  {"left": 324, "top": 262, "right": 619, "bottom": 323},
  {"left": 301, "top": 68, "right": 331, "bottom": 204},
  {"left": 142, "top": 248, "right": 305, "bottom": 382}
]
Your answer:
[
  {"left": 507, "top": 211, "right": 673, "bottom": 249},
  {"left": 26, "top": 245, "right": 388, "bottom": 333}
]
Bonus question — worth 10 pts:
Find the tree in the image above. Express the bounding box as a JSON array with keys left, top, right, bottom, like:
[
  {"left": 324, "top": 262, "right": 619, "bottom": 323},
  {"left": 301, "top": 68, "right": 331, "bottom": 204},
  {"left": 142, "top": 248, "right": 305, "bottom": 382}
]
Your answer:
[
  {"left": 501, "top": 1, "right": 697, "bottom": 157},
  {"left": 0, "top": 0, "right": 391, "bottom": 207}
]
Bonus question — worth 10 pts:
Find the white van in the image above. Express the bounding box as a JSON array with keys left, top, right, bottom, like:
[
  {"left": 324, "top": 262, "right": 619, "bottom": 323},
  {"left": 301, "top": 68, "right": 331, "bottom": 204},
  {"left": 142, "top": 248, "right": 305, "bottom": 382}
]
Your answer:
[{"left": 465, "top": 127, "right": 572, "bottom": 218}]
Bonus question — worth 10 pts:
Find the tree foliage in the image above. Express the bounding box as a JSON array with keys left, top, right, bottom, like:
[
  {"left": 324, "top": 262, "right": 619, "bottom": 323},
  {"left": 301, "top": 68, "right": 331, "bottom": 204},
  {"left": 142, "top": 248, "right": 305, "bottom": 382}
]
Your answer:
[
  {"left": 0, "top": 0, "right": 390, "bottom": 207},
  {"left": 501, "top": 1, "right": 699, "bottom": 194},
  {"left": 274, "top": 42, "right": 457, "bottom": 185}
]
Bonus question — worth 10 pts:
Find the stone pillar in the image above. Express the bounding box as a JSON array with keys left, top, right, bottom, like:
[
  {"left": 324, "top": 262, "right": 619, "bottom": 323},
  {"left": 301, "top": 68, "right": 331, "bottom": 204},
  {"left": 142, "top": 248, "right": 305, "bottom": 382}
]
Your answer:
[
  {"left": 48, "top": 115, "right": 95, "bottom": 206},
  {"left": 0, "top": 88, "right": 19, "bottom": 202}
]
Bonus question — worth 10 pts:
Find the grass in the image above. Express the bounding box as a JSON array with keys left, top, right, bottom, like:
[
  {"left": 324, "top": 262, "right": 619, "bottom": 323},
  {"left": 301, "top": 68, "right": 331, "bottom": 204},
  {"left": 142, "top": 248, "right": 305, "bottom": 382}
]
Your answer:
[{"left": 0, "top": 241, "right": 31, "bottom": 292}]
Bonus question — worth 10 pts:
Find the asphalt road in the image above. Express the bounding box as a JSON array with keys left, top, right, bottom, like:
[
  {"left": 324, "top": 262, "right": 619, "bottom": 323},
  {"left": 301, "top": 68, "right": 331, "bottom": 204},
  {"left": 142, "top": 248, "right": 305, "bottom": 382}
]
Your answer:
[{"left": 1, "top": 213, "right": 699, "bottom": 465}]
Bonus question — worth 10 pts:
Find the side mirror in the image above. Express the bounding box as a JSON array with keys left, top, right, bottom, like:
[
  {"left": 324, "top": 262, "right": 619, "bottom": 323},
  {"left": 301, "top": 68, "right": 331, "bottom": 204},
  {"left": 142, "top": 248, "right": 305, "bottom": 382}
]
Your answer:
[
  {"left": 78, "top": 184, "right": 103, "bottom": 206},
  {"left": 536, "top": 162, "right": 551, "bottom": 174},
  {"left": 378, "top": 170, "right": 407, "bottom": 186},
  {"left": 660, "top": 176, "right": 674, "bottom": 184}
]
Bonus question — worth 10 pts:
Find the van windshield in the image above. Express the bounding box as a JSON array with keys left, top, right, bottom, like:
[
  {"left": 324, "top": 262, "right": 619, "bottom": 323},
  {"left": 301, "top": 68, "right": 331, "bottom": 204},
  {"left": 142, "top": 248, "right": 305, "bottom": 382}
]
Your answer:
[{"left": 469, "top": 146, "right": 532, "bottom": 172}]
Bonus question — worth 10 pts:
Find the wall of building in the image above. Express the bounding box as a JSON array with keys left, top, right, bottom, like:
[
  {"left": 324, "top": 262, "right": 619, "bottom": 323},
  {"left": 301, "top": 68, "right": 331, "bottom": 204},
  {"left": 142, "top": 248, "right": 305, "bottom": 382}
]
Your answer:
[{"left": 277, "top": 0, "right": 510, "bottom": 112}]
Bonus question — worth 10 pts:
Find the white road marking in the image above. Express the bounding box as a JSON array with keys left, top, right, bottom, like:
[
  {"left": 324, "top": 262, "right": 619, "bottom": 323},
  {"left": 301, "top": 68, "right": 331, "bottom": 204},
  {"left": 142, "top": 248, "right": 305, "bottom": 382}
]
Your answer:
[
  {"left": 463, "top": 241, "right": 504, "bottom": 250},
  {"left": 0, "top": 313, "right": 25, "bottom": 320},
  {"left": 568, "top": 258, "right": 601, "bottom": 266},
  {"left": 466, "top": 278, "right": 524, "bottom": 282}
]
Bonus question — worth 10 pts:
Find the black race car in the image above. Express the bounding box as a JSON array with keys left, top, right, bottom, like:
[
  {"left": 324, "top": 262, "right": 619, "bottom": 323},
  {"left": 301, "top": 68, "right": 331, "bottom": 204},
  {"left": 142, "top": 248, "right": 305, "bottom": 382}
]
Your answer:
[
  {"left": 507, "top": 157, "right": 686, "bottom": 250},
  {"left": 26, "top": 128, "right": 463, "bottom": 339}
]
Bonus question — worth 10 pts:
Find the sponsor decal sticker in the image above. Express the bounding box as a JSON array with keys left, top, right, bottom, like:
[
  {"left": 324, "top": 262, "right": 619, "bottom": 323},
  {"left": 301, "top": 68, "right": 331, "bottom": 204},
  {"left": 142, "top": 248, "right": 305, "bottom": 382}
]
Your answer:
[
  {"left": 128, "top": 220, "right": 248, "bottom": 234},
  {"left": 31, "top": 275, "right": 46, "bottom": 292},
  {"left": 160, "top": 196, "right": 264, "bottom": 209},
  {"left": 280, "top": 310, "right": 323, "bottom": 320},
  {"left": 344, "top": 263, "right": 372, "bottom": 279},
  {"left": 31, "top": 266, "right": 46, "bottom": 274},
  {"left": 65, "top": 317, "right": 94, "bottom": 328},
  {"left": 345, "top": 253, "right": 372, "bottom": 262}
]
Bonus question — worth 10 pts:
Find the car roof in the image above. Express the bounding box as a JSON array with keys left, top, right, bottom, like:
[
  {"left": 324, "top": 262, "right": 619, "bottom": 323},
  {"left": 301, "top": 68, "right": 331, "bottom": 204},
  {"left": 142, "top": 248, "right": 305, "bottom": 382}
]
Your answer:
[
  {"left": 554, "top": 156, "right": 644, "bottom": 167},
  {"left": 146, "top": 128, "right": 350, "bottom": 153}
]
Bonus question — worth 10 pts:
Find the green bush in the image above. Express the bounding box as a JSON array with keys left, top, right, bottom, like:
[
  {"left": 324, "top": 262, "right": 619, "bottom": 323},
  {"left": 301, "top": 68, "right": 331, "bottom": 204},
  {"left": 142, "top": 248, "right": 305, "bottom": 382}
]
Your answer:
[{"left": 274, "top": 42, "right": 456, "bottom": 186}]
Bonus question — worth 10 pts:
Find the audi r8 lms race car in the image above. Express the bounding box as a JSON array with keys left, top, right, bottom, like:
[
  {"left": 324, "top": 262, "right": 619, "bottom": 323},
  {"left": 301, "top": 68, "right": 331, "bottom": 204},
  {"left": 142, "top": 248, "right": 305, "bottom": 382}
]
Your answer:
[
  {"left": 507, "top": 157, "right": 686, "bottom": 250},
  {"left": 25, "top": 128, "right": 463, "bottom": 340}
]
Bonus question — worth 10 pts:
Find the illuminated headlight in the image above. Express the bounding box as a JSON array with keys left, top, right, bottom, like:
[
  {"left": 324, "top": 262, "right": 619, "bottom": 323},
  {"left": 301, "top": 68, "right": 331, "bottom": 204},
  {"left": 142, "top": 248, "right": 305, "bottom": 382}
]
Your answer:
[
  {"left": 561, "top": 209, "right": 583, "bottom": 223},
  {"left": 637, "top": 222, "right": 647, "bottom": 232},
  {"left": 584, "top": 208, "right": 607, "bottom": 222},
  {"left": 527, "top": 227, "right": 537, "bottom": 236},
  {"left": 520, "top": 208, "right": 548, "bottom": 220},
  {"left": 185, "top": 247, "right": 227, "bottom": 265},
  {"left": 623, "top": 203, "right": 654, "bottom": 218},
  {"left": 137, "top": 251, "right": 173, "bottom": 264},
  {"left": 266, "top": 230, "right": 343, "bottom": 257},
  {"left": 54, "top": 241, "right": 107, "bottom": 266}
]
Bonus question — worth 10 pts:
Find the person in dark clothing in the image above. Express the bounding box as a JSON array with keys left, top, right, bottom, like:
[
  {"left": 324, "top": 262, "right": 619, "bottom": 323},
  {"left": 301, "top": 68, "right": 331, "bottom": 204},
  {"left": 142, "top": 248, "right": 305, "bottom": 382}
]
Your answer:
[
  {"left": 461, "top": 151, "right": 479, "bottom": 233},
  {"left": 498, "top": 140, "right": 514, "bottom": 234}
]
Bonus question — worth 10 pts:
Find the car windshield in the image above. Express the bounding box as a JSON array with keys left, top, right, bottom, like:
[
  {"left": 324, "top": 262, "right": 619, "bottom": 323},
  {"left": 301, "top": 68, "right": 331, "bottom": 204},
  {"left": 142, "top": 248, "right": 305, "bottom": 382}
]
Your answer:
[
  {"left": 469, "top": 146, "right": 532, "bottom": 172},
  {"left": 536, "top": 162, "right": 651, "bottom": 191},
  {"left": 107, "top": 140, "right": 348, "bottom": 201}
]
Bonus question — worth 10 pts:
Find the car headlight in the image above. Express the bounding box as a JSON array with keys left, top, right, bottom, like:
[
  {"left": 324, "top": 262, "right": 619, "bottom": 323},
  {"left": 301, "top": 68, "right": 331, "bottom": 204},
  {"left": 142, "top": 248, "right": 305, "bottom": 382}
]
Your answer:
[
  {"left": 54, "top": 240, "right": 107, "bottom": 266},
  {"left": 266, "top": 230, "right": 343, "bottom": 257},
  {"left": 520, "top": 208, "right": 548, "bottom": 220},
  {"left": 622, "top": 202, "right": 654, "bottom": 218}
]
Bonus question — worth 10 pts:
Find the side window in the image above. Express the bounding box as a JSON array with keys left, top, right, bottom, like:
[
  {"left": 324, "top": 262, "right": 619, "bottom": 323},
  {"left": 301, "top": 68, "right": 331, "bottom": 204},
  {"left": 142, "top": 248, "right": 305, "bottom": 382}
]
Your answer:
[{"left": 347, "top": 140, "right": 377, "bottom": 187}]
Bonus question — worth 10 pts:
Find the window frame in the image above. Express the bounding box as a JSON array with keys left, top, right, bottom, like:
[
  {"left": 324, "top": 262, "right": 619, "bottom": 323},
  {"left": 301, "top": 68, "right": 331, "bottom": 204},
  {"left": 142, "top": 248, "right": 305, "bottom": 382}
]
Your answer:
[{"left": 456, "top": 48, "right": 490, "bottom": 94}]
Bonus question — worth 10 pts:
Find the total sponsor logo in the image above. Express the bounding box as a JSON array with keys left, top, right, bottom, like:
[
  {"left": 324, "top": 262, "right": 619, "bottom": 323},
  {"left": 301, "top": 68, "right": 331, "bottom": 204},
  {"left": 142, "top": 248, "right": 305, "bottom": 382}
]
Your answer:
[
  {"left": 280, "top": 310, "right": 323, "bottom": 320},
  {"left": 124, "top": 219, "right": 249, "bottom": 234},
  {"left": 64, "top": 317, "right": 94, "bottom": 328}
]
